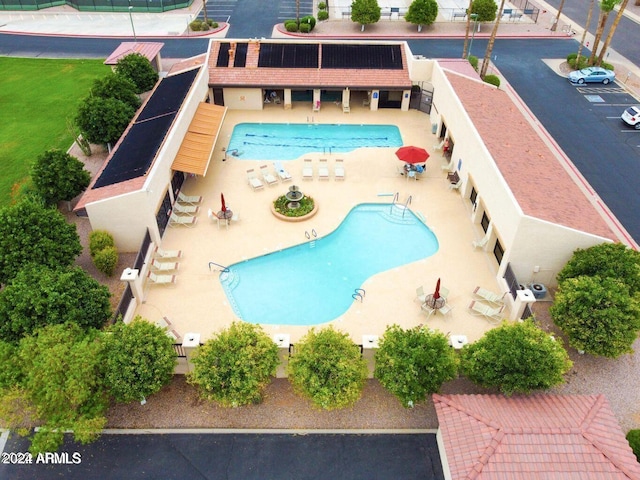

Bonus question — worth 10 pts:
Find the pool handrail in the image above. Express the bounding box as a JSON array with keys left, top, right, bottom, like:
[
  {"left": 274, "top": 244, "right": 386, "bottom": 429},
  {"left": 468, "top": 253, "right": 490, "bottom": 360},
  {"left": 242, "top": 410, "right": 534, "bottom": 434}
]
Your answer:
[{"left": 209, "top": 261, "right": 230, "bottom": 273}]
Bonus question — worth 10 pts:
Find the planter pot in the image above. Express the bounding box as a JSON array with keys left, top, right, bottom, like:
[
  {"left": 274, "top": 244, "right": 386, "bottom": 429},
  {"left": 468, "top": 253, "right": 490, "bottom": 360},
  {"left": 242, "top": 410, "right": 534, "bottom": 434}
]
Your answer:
[{"left": 529, "top": 283, "right": 547, "bottom": 299}]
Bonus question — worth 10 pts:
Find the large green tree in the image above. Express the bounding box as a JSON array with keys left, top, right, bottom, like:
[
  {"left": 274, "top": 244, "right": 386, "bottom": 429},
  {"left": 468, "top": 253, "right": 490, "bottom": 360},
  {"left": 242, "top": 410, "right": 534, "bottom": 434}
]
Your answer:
[
  {"left": 405, "top": 0, "right": 438, "bottom": 32},
  {"left": 469, "top": 0, "right": 497, "bottom": 22},
  {"left": 460, "top": 320, "right": 573, "bottom": 395},
  {"left": 90, "top": 72, "right": 141, "bottom": 111},
  {"left": 350, "top": 0, "right": 381, "bottom": 31},
  {"left": 188, "top": 322, "right": 279, "bottom": 407},
  {"left": 31, "top": 149, "right": 91, "bottom": 206},
  {"left": 288, "top": 327, "right": 367, "bottom": 410},
  {"left": 10, "top": 324, "right": 107, "bottom": 453},
  {"left": 556, "top": 242, "right": 640, "bottom": 294},
  {"left": 374, "top": 325, "right": 457, "bottom": 407},
  {"left": 0, "top": 198, "right": 82, "bottom": 284},
  {"left": 550, "top": 276, "right": 640, "bottom": 357},
  {"left": 75, "top": 96, "right": 135, "bottom": 146},
  {"left": 0, "top": 264, "right": 111, "bottom": 343},
  {"left": 115, "top": 53, "right": 159, "bottom": 94},
  {"left": 101, "top": 317, "right": 176, "bottom": 403}
]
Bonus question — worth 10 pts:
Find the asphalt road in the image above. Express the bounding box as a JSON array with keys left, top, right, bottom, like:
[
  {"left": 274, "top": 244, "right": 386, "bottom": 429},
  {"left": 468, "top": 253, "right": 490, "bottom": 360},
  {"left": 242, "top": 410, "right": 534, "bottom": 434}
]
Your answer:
[{"left": 0, "top": 432, "right": 444, "bottom": 480}]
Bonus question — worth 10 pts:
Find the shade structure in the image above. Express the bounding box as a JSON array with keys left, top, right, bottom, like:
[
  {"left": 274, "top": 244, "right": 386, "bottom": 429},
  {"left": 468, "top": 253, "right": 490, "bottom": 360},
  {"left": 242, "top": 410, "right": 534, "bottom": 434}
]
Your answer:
[
  {"left": 221, "top": 193, "right": 227, "bottom": 213},
  {"left": 396, "top": 146, "right": 430, "bottom": 164}
]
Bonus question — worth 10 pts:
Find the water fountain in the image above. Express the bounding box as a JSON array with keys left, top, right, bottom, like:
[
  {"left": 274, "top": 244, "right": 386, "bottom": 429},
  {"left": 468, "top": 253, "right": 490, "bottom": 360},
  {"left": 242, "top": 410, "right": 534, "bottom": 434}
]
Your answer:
[
  {"left": 285, "top": 185, "right": 304, "bottom": 209},
  {"left": 270, "top": 185, "right": 318, "bottom": 222}
]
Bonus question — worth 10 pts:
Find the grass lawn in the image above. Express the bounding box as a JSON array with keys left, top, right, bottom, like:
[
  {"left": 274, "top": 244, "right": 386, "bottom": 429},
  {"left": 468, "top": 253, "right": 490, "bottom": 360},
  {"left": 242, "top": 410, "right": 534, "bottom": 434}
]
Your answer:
[{"left": 0, "top": 57, "right": 110, "bottom": 206}]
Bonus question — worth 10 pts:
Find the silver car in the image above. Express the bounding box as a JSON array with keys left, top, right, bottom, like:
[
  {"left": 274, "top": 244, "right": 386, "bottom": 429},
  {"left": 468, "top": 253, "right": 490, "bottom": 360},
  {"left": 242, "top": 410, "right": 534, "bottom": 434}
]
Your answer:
[
  {"left": 568, "top": 66, "right": 616, "bottom": 85},
  {"left": 621, "top": 106, "right": 640, "bottom": 130}
]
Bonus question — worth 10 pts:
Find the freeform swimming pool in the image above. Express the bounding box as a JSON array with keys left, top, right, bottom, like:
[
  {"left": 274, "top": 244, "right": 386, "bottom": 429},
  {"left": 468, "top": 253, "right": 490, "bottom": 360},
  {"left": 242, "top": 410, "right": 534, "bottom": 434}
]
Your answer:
[
  {"left": 226, "top": 123, "right": 403, "bottom": 160},
  {"left": 220, "top": 204, "right": 439, "bottom": 326}
]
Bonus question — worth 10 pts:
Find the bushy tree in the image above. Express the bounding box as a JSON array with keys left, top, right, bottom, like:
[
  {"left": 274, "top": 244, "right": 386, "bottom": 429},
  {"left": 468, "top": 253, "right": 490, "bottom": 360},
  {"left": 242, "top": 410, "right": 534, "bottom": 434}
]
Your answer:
[
  {"left": 0, "top": 198, "right": 82, "bottom": 284},
  {"left": 550, "top": 275, "right": 640, "bottom": 357},
  {"left": 75, "top": 96, "right": 135, "bottom": 146},
  {"left": 460, "top": 320, "right": 573, "bottom": 395},
  {"left": 14, "top": 324, "right": 107, "bottom": 453},
  {"left": 470, "top": 0, "right": 497, "bottom": 22},
  {"left": 405, "top": 0, "right": 438, "bottom": 32},
  {"left": 0, "top": 264, "right": 112, "bottom": 343},
  {"left": 374, "top": 325, "right": 457, "bottom": 407},
  {"left": 557, "top": 242, "right": 640, "bottom": 294},
  {"left": 350, "top": 0, "right": 381, "bottom": 31},
  {"left": 115, "top": 53, "right": 159, "bottom": 94},
  {"left": 89, "top": 229, "right": 115, "bottom": 258},
  {"left": 101, "top": 317, "right": 176, "bottom": 403},
  {"left": 0, "top": 340, "right": 21, "bottom": 389},
  {"left": 188, "top": 322, "right": 279, "bottom": 407},
  {"left": 90, "top": 73, "right": 141, "bottom": 111},
  {"left": 288, "top": 327, "right": 367, "bottom": 410},
  {"left": 31, "top": 149, "right": 91, "bottom": 206}
]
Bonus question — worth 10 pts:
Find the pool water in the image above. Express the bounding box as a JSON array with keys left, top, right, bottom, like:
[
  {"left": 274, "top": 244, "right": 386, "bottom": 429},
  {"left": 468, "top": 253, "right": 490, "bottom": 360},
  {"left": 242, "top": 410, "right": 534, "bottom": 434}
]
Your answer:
[
  {"left": 220, "top": 204, "right": 439, "bottom": 326},
  {"left": 226, "top": 123, "right": 403, "bottom": 160}
]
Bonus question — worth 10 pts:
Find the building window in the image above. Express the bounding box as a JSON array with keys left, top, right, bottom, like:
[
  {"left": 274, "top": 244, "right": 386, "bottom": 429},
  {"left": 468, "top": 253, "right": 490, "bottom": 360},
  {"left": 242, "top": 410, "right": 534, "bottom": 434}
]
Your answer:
[
  {"left": 469, "top": 186, "right": 477, "bottom": 206},
  {"left": 481, "top": 212, "right": 490, "bottom": 233},
  {"left": 493, "top": 239, "right": 504, "bottom": 265}
]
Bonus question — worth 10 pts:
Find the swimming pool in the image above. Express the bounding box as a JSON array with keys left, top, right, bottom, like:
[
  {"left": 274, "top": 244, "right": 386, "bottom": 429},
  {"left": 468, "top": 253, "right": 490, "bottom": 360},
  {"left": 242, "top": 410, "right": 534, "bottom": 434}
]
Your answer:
[
  {"left": 226, "top": 123, "right": 403, "bottom": 160},
  {"left": 220, "top": 204, "right": 439, "bottom": 326}
]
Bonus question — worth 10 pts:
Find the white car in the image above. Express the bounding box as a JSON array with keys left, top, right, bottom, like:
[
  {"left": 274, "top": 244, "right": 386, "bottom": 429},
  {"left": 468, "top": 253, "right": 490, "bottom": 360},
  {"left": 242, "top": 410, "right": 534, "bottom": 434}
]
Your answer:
[{"left": 621, "top": 106, "right": 640, "bottom": 130}]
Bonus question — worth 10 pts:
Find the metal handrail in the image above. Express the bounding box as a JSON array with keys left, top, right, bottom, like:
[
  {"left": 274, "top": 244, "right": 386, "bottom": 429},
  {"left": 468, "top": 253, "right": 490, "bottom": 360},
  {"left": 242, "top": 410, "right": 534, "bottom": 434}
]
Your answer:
[
  {"left": 402, "top": 195, "right": 412, "bottom": 218},
  {"left": 209, "top": 261, "right": 230, "bottom": 273}
]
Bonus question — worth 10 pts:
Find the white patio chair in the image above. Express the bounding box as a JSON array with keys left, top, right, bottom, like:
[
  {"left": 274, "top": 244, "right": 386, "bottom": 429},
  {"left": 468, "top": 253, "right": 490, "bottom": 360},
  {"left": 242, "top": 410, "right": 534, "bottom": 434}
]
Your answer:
[
  {"left": 247, "top": 169, "right": 264, "bottom": 190},
  {"left": 334, "top": 159, "right": 345, "bottom": 180},
  {"left": 318, "top": 158, "right": 329, "bottom": 180}
]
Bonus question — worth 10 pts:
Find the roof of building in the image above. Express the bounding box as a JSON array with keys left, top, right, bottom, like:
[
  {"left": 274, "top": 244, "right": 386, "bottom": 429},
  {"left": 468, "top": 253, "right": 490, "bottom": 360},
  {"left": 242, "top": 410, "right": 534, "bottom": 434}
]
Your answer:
[
  {"left": 434, "top": 394, "right": 640, "bottom": 480},
  {"left": 104, "top": 42, "right": 164, "bottom": 66},
  {"left": 445, "top": 70, "right": 616, "bottom": 240},
  {"left": 208, "top": 39, "right": 412, "bottom": 90}
]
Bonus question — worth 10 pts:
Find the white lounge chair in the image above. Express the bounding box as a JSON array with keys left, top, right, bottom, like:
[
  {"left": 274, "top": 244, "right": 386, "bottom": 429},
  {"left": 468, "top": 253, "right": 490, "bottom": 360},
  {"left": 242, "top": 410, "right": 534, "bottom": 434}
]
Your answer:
[
  {"left": 166, "top": 329, "right": 180, "bottom": 341},
  {"left": 173, "top": 202, "right": 199, "bottom": 214},
  {"left": 473, "top": 287, "right": 507, "bottom": 306},
  {"left": 438, "top": 303, "right": 454, "bottom": 316},
  {"left": 302, "top": 159, "right": 314, "bottom": 180},
  {"left": 147, "top": 271, "right": 177, "bottom": 285},
  {"left": 260, "top": 165, "right": 278, "bottom": 186},
  {"left": 169, "top": 212, "right": 197, "bottom": 227},
  {"left": 273, "top": 161, "right": 292, "bottom": 182},
  {"left": 150, "top": 259, "right": 179, "bottom": 271},
  {"left": 318, "top": 158, "right": 329, "bottom": 180},
  {"left": 334, "top": 159, "right": 345, "bottom": 180},
  {"left": 468, "top": 300, "right": 504, "bottom": 324},
  {"left": 176, "top": 192, "right": 203, "bottom": 205},
  {"left": 154, "top": 247, "right": 182, "bottom": 259},
  {"left": 472, "top": 231, "right": 490, "bottom": 249},
  {"left": 155, "top": 317, "right": 171, "bottom": 328},
  {"left": 247, "top": 169, "right": 264, "bottom": 190}
]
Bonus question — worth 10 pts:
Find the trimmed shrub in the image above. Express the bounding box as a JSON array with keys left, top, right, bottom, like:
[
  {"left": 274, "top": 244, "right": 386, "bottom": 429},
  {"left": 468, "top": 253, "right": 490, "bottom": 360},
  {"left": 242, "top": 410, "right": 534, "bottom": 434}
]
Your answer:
[
  {"left": 566, "top": 53, "right": 577, "bottom": 62},
  {"left": 93, "top": 246, "right": 119, "bottom": 277},
  {"left": 483, "top": 74, "right": 501, "bottom": 87},
  {"left": 285, "top": 21, "right": 299, "bottom": 32},
  {"left": 89, "top": 230, "right": 115, "bottom": 258},
  {"left": 206, "top": 19, "right": 219, "bottom": 28},
  {"left": 627, "top": 430, "right": 640, "bottom": 462},
  {"left": 318, "top": 1, "right": 326, "bottom": 9},
  {"left": 468, "top": 55, "right": 478, "bottom": 71},
  {"left": 300, "top": 23, "right": 311, "bottom": 33},
  {"left": 601, "top": 61, "right": 614, "bottom": 71},
  {"left": 190, "top": 19, "right": 204, "bottom": 31},
  {"left": 300, "top": 15, "right": 316, "bottom": 30},
  {"left": 318, "top": 10, "right": 329, "bottom": 20}
]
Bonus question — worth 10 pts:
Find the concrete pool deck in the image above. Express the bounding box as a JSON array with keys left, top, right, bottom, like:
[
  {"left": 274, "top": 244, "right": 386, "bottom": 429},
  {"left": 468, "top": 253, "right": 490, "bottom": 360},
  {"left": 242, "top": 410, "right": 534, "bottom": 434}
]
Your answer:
[{"left": 135, "top": 104, "right": 522, "bottom": 349}]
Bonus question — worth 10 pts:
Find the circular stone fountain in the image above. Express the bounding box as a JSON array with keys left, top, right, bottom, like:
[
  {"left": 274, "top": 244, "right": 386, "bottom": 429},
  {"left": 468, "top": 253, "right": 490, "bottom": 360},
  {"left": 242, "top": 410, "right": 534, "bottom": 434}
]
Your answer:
[{"left": 270, "top": 185, "right": 318, "bottom": 222}]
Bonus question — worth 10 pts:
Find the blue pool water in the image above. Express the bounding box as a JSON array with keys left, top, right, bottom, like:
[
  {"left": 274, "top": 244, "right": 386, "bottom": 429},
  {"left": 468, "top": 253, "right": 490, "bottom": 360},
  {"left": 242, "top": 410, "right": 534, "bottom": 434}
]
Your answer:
[
  {"left": 226, "top": 123, "right": 403, "bottom": 160},
  {"left": 220, "top": 204, "right": 439, "bottom": 326}
]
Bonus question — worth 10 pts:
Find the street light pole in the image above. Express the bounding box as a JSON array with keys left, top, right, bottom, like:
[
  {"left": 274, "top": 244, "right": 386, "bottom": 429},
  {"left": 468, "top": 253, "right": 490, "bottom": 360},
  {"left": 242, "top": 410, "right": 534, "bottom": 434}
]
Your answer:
[
  {"left": 467, "top": 14, "right": 479, "bottom": 57},
  {"left": 128, "top": 2, "right": 137, "bottom": 42}
]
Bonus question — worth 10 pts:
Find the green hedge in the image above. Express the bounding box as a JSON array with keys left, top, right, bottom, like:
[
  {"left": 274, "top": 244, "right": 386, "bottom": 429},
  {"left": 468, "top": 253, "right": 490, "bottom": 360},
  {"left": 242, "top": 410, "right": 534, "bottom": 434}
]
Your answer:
[
  {"left": 318, "top": 10, "right": 329, "bottom": 20},
  {"left": 483, "top": 74, "right": 501, "bottom": 87},
  {"left": 89, "top": 230, "right": 115, "bottom": 258}
]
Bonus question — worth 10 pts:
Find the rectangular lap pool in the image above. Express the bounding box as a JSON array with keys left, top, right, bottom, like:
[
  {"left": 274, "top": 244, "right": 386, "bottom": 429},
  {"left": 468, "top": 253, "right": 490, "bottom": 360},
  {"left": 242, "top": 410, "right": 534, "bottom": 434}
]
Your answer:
[
  {"left": 226, "top": 123, "right": 403, "bottom": 160},
  {"left": 220, "top": 204, "right": 439, "bottom": 326}
]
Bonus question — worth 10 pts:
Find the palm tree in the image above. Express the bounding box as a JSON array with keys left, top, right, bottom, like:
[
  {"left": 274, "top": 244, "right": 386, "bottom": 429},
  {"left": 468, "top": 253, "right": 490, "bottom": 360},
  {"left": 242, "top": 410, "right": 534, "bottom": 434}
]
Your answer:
[
  {"left": 479, "top": 0, "right": 506, "bottom": 78},
  {"left": 596, "top": 0, "right": 629, "bottom": 65},
  {"left": 589, "top": 0, "right": 620, "bottom": 65},
  {"left": 202, "top": 0, "right": 208, "bottom": 24},
  {"left": 576, "top": 0, "right": 595, "bottom": 68},
  {"left": 462, "top": 0, "right": 474, "bottom": 58},
  {"left": 550, "top": 0, "right": 566, "bottom": 32}
]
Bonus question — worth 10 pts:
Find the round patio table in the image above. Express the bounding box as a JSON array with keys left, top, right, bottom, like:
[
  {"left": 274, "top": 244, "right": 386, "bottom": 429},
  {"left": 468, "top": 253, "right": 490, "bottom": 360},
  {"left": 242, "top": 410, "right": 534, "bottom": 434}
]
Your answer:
[
  {"left": 424, "top": 294, "right": 445, "bottom": 310},
  {"left": 217, "top": 210, "right": 233, "bottom": 221}
]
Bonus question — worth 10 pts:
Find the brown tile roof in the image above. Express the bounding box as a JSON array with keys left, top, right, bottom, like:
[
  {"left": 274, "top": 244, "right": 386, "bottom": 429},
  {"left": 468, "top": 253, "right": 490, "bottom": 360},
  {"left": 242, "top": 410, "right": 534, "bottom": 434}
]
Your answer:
[
  {"left": 446, "top": 71, "right": 616, "bottom": 241},
  {"left": 104, "top": 42, "right": 164, "bottom": 65},
  {"left": 208, "top": 40, "right": 411, "bottom": 89},
  {"left": 166, "top": 54, "right": 207, "bottom": 76},
  {"left": 434, "top": 394, "right": 640, "bottom": 480}
]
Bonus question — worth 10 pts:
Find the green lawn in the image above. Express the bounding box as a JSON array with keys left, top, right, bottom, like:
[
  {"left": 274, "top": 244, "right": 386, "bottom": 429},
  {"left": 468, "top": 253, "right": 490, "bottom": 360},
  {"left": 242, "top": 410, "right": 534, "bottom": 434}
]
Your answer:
[{"left": 0, "top": 57, "right": 110, "bottom": 206}]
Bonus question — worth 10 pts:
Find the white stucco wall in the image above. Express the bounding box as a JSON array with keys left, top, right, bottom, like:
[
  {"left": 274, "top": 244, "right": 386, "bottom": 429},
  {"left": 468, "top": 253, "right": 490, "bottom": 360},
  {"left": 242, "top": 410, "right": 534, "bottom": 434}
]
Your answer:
[{"left": 223, "top": 88, "right": 264, "bottom": 110}]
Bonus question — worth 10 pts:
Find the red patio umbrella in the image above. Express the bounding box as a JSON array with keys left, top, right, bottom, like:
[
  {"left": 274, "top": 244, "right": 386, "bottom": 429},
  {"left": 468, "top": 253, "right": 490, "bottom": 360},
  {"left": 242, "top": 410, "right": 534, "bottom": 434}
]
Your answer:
[
  {"left": 221, "top": 193, "right": 227, "bottom": 212},
  {"left": 395, "top": 146, "right": 430, "bottom": 165},
  {"left": 433, "top": 278, "right": 441, "bottom": 299}
]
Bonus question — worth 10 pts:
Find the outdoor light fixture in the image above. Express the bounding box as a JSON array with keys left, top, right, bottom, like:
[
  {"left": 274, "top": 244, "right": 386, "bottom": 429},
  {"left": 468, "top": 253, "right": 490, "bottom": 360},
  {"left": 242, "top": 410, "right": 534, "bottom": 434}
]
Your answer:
[{"left": 128, "top": 1, "right": 137, "bottom": 42}]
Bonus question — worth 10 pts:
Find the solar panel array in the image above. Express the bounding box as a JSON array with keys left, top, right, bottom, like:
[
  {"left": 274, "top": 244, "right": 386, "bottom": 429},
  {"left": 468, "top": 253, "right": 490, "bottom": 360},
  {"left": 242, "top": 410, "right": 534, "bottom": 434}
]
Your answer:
[
  {"left": 258, "top": 43, "right": 319, "bottom": 68},
  {"left": 321, "top": 44, "right": 403, "bottom": 70},
  {"left": 93, "top": 68, "right": 199, "bottom": 189}
]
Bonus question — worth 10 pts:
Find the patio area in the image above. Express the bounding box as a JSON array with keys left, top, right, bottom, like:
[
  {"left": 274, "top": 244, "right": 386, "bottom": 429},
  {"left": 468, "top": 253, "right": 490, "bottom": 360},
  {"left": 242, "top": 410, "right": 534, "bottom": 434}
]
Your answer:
[{"left": 134, "top": 105, "right": 510, "bottom": 348}]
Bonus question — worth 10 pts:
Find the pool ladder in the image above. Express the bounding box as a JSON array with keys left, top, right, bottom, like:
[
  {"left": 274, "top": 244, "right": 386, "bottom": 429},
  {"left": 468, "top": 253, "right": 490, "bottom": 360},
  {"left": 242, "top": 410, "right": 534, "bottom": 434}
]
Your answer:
[
  {"left": 352, "top": 288, "right": 366, "bottom": 302},
  {"left": 390, "top": 193, "right": 412, "bottom": 218},
  {"left": 305, "top": 229, "right": 318, "bottom": 248},
  {"left": 208, "top": 261, "right": 230, "bottom": 273}
]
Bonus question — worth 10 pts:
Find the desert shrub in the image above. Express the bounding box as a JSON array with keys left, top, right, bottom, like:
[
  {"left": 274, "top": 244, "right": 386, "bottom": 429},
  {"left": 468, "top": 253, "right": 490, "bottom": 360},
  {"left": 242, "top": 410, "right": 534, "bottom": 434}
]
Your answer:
[
  {"left": 300, "top": 23, "right": 311, "bottom": 33},
  {"left": 93, "top": 246, "right": 119, "bottom": 277},
  {"left": 318, "top": 10, "right": 329, "bottom": 20},
  {"left": 566, "top": 52, "right": 577, "bottom": 62},
  {"left": 601, "top": 61, "right": 614, "bottom": 71},
  {"left": 627, "top": 430, "right": 640, "bottom": 462},
  {"left": 318, "top": 1, "right": 326, "bottom": 9},
  {"left": 89, "top": 229, "right": 115, "bottom": 258},
  {"left": 468, "top": 55, "right": 478, "bottom": 71},
  {"left": 189, "top": 19, "right": 204, "bottom": 31},
  {"left": 285, "top": 21, "right": 299, "bottom": 32},
  {"left": 300, "top": 15, "right": 316, "bottom": 30},
  {"left": 483, "top": 74, "right": 501, "bottom": 87},
  {"left": 206, "top": 19, "right": 218, "bottom": 28}
]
